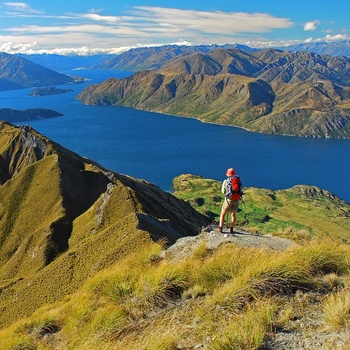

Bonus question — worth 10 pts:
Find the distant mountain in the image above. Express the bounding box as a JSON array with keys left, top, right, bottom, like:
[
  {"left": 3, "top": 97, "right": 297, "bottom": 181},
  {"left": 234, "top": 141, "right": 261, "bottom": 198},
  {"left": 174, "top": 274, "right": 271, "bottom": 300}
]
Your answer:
[
  {"left": 280, "top": 40, "right": 350, "bottom": 58},
  {"left": 0, "top": 52, "right": 86, "bottom": 91},
  {"left": 13, "top": 41, "right": 350, "bottom": 75},
  {"left": 91, "top": 42, "right": 350, "bottom": 72},
  {"left": 0, "top": 121, "right": 209, "bottom": 326},
  {"left": 0, "top": 108, "right": 62, "bottom": 122},
  {"left": 77, "top": 48, "right": 350, "bottom": 138},
  {"left": 17, "top": 53, "right": 115, "bottom": 71},
  {"left": 92, "top": 44, "right": 236, "bottom": 71}
]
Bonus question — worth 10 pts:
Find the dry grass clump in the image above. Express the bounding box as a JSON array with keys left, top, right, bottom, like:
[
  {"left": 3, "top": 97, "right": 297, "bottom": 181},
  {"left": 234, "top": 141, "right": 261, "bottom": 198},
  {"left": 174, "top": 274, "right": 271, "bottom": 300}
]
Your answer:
[
  {"left": 277, "top": 225, "right": 313, "bottom": 242},
  {"left": 209, "top": 300, "right": 277, "bottom": 350},
  {"left": 0, "top": 239, "right": 349, "bottom": 349},
  {"left": 323, "top": 288, "right": 350, "bottom": 330}
]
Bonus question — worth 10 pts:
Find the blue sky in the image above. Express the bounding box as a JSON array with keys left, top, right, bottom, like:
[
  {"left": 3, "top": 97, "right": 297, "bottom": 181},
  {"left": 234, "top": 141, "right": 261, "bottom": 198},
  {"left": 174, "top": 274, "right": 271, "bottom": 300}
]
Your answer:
[{"left": 0, "top": 0, "right": 349, "bottom": 55}]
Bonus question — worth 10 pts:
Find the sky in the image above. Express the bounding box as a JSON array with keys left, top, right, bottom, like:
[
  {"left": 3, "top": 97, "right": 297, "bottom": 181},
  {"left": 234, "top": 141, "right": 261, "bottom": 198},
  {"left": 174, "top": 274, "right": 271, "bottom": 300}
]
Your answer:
[{"left": 0, "top": 0, "right": 349, "bottom": 55}]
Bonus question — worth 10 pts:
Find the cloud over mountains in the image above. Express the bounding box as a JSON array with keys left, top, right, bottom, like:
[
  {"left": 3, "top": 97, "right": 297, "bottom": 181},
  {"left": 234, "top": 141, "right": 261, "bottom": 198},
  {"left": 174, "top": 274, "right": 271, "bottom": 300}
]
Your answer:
[{"left": 0, "top": 2, "right": 348, "bottom": 55}]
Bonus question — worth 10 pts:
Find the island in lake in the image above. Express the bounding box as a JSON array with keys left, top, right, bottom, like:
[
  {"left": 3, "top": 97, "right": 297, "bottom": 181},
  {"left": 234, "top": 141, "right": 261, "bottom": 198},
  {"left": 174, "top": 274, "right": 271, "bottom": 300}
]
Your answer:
[
  {"left": 29, "top": 86, "right": 74, "bottom": 96},
  {"left": 0, "top": 108, "right": 63, "bottom": 122}
]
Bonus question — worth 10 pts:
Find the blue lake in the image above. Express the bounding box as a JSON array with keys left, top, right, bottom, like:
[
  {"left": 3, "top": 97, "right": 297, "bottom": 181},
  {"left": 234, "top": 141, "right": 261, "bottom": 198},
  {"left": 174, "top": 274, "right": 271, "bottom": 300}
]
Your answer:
[{"left": 1, "top": 69, "right": 349, "bottom": 203}]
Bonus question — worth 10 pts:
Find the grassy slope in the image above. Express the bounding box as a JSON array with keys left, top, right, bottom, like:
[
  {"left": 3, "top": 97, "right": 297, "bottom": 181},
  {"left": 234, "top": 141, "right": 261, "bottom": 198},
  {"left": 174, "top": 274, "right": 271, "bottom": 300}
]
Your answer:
[
  {"left": 172, "top": 174, "right": 350, "bottom": 242},
  {"left": 1, "top": 123, "right": 350, "bottom": 348},
  {"left": 0, "top": 155, "right": 64, "bottom": 278},
  {"left": 0, "top": 171, "right": 349, "bottom": 348},
  {"left": 0, "top": 122, "right": 209, "bottom": 329},
  {"left": 0, "top": 235, "right": 350, "bottom": 349}
]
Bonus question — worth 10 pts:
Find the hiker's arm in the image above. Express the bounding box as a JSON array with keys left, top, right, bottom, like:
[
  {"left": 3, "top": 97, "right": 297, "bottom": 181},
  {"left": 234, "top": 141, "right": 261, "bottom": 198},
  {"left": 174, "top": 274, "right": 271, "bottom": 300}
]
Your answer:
[{"left": 221, "top": 180, "right": 226, "bottom": 194}]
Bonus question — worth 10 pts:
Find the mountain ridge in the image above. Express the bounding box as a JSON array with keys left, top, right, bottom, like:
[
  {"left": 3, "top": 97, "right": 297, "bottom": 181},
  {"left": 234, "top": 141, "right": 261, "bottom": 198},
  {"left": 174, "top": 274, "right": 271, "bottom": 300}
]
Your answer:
[
  {"left": 0, "top": 121, "right": 209, "bottom": 326},
  {"left": 77, "top": 48, "right": 350, "bottom": 138},
  {"left": 14, "top": 41, "right": 350, "bottom": 72},
  {"left": 0, "top": 52, "right": 86, "bottom": 91}
]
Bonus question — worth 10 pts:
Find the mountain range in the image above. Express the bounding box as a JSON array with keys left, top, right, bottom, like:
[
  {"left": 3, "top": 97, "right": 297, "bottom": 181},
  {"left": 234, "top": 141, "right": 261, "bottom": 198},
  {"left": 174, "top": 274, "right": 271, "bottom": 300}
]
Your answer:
[
  {"left": 77, "top": 47, "right": 350, "bottom": 138},
  {"left": 16, "top": 41, "right": 350, "bottom": 72},
  {"left": 3, "top": 41, "right": 350, "bottom": 138},
  {"left": 0, "top": 52, "right": 86, "bottom": 91}
]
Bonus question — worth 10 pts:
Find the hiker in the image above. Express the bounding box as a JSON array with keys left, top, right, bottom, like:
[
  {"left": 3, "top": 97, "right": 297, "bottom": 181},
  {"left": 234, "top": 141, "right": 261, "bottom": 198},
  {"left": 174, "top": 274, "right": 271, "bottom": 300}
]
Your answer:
[{"left": 217, "top": 167, "right": 242, "bottom": 234}]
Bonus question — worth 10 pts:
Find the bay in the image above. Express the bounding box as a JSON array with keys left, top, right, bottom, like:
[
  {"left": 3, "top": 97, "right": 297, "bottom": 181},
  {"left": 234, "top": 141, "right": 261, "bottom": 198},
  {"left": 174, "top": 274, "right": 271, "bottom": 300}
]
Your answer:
[{"left": 1, "top": 69, "right": 349, "bottom": 203}]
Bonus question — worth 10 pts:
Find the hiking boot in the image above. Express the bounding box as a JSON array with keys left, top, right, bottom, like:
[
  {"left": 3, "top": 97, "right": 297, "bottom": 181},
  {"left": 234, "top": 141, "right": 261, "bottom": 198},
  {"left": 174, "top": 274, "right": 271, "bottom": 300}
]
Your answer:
[
  {"left": 229, "top": 227, "right": 234, "bottom": 234},
  {"left": 216, "top": 226, "right": 223, "bottom": 233}
]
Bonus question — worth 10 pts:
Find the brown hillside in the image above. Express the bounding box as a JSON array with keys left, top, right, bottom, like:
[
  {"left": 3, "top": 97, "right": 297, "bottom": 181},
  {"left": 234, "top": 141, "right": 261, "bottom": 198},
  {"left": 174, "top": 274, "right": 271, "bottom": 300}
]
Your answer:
[{"left": 77, "top": 48, "right": 350, "bottom": 138}]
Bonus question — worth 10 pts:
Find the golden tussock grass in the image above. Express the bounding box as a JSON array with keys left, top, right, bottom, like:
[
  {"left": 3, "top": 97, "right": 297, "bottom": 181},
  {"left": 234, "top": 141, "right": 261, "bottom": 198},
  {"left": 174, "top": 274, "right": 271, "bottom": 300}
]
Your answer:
[
  {"left": 323, "top": 288, "right": 350, "bottom": 331},
  {"left": 0, "top": 236, "right": 350, "bottom": 349}
]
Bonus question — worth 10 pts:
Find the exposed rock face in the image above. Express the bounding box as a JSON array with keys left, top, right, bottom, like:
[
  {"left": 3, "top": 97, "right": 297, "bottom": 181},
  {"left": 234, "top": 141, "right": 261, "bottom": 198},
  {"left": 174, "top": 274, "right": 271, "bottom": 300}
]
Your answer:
[
  {"left": 77, "top": 48, "right": 350, "bottom": 138},
  {"left": 0, "top": 121, "right": 209, "bottom": 326}
]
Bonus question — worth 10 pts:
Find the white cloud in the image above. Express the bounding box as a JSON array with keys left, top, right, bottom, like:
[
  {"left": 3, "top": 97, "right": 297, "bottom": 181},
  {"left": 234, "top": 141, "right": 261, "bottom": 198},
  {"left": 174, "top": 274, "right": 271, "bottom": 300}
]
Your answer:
[
  {"left": 0, "top": 41, "right": 37, "bottom": 53},
  {"left": 4, "top": 5, "right": 348, "bottom": 55},
  {"left": 2, "top": 2, "right": 43, "bottom": 14},
  {"left": 323, "top": 34, "right": 349, "bottom": 41},
  {"left": 303, "top": 20, "right": 320, "bottom": 31},
  {"left": 0, "top": 6, "right": 296, "bottom": 54},
  {"left": 130, "top": 6, "right": 293, "bottom": 36}
]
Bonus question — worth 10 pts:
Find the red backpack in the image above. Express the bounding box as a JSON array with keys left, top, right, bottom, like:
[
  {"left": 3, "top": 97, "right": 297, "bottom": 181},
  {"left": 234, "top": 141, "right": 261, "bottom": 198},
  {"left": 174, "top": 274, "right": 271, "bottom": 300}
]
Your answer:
[{"left": 225, "top": 175, "right": 243, "bottom": 200}]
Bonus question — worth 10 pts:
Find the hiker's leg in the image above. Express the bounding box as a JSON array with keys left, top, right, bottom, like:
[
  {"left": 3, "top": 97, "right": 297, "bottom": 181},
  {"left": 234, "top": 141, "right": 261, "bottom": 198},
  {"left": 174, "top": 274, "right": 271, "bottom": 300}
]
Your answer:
[
  {"left": 219, "top": 201, "right": 229, "bottom": 229},
  {"left": 219, "top": 207, "right": 227, "bottom": 228},
  {"left": 230, "top": 201, "right": 239, "bottom": 230},
  {"left": 231, "top": 210, "right": 237, "bottom": 227}
]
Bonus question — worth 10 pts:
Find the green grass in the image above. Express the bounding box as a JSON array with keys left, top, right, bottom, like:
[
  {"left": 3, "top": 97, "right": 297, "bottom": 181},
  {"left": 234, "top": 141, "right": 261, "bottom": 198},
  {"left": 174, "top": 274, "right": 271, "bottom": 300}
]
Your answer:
[{"left": 172, "top": 174, "right": 350, "bottom": 241}]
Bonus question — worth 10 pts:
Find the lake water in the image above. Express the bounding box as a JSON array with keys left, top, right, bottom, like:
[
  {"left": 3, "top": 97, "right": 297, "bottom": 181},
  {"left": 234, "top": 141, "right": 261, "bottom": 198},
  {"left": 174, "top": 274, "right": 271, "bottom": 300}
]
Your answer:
[{"left": 1, "top": 70, "right": 349, "bottom": 203}]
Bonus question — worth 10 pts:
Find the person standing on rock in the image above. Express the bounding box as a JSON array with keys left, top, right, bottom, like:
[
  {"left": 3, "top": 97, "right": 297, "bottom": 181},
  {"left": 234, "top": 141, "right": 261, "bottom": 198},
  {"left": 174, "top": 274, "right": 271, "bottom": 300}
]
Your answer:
[{"left": 217, "top": 168, "right": 243, "bottom": 234}]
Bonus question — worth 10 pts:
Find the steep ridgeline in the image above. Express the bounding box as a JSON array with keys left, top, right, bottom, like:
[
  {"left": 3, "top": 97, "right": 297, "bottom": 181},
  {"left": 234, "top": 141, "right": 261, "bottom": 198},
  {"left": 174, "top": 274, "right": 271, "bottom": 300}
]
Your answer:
[
  {"left": 0, "top": 52, "right": 86, "bottom": 91},
  {"left": 0, "top": 121, "right": 209, "bottom": 327},
  {"left": 77, "top": 48, "right": 350, "bottom": 138}
]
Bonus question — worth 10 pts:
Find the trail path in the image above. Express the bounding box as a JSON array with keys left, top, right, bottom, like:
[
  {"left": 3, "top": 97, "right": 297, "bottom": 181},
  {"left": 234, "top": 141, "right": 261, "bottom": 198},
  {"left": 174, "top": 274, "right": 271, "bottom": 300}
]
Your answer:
[{"left": 165, "top": 226, "right": 297, "bottom": 262}]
